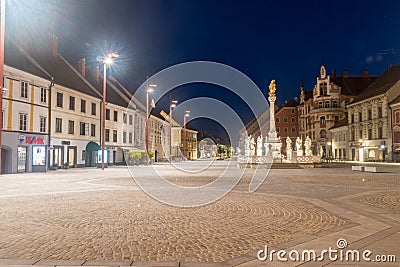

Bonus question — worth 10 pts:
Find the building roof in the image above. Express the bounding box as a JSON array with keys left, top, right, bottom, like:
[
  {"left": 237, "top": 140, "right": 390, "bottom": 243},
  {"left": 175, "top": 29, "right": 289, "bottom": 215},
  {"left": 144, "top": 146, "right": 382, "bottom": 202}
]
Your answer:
[
  {"left": 331, "top": 75, "right": 377, "bottom": 96},
  {"left": 391, "top": 94, "right": 400, "bottom": 106},
  {"left": 281, "top": 99, "right": 298, "bottom": 108},
  {"left": 6, "top": 36, "right": 102, "bottom": 100},
  {"left": 351, "top": 64, "right": 400, "bottom": 104},
  {"left": 329, "top": 117, "right": 348, "bottom": 130}
]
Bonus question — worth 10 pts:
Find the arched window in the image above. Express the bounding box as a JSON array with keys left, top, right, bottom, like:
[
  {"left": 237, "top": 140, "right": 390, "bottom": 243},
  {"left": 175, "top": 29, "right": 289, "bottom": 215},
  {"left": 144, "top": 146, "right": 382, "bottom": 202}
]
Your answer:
[{"left": 319, "top": 82, "right": 327, "bottom": 96}]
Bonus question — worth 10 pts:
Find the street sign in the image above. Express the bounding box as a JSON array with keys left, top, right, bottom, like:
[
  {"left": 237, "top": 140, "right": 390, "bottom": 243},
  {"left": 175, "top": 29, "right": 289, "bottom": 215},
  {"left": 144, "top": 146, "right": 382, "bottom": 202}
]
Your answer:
[{"left": 61, "top": 140, "right": 71, "bottom": 145}]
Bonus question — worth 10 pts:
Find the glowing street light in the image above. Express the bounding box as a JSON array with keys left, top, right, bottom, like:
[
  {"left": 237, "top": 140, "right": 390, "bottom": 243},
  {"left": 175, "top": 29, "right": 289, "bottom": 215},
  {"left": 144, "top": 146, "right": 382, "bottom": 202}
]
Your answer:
[
  {"left": 100, "top": 52, "right": 119, "bottom": 170},
  {"left": 169, "top": 97, "right": 178, "bottom": 160},
  {"left": 183, "top": 110, "right": 190, "bottom": 160},
  {"left": 146, "top": 81, "right": 156, "bottom": 166}
]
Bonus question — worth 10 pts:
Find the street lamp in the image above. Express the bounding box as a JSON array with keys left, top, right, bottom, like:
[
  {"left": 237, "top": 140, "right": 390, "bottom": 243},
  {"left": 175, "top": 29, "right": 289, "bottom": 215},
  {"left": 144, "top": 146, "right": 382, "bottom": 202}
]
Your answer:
[
  {"left": 101, "top": 52, "right": 119, "bottom": 170},
  {"left": 169, "top": 97, "right": 178, "bottom": 161},
  {"left": 183, "top": 110, "right": 190, "bottom": 160},
  {"left": 146, "top": 81, "right": 156, "bottom": 166}
]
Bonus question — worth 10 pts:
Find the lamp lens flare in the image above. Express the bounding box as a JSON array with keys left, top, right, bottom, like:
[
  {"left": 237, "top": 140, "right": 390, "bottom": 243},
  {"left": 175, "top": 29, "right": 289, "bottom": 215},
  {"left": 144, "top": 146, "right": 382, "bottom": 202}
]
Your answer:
[{"left": 104, "top": 57, "right": 114, "bottom": 64}]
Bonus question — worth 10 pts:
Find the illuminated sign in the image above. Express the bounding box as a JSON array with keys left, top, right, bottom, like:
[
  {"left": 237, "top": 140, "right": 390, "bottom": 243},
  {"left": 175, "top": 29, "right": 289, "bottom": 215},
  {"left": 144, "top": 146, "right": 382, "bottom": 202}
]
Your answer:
[
  {"left": 32, "top": 145, "right": 46, "bottom": 166},
  {"left": 97, "top": 150, "right": 108, "bottom": 163},
  {"left": 19, "top": 135, "right": 45, "bottom": 145}
]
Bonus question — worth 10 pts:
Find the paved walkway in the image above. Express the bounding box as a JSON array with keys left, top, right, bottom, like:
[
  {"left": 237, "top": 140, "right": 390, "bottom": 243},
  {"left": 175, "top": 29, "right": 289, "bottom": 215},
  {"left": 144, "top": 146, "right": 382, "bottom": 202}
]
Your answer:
[{"left": 0, "top": 162, "right": 399, "bottom": 266}]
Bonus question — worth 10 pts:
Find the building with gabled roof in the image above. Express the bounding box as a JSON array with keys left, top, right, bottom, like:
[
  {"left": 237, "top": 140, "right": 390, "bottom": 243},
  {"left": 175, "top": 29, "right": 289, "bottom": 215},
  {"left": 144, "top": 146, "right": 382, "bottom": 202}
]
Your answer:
[
  {"left": 347, "top": 64, "right": 400, "bottom": 162},
  {"left": 390, "top": 95, "right": 400, "bottom": 162}
]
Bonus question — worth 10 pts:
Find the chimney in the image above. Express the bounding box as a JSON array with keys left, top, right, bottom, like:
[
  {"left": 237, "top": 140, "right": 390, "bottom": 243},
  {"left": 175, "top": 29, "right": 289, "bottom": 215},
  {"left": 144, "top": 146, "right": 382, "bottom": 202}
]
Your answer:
[
  {"left": 362, "top": 70, "right": 368, "bottom": 78},
  {"left": 331, "top": 69, "right": 336, "bottom": 78},
  {"left": 78, "top": 58, "right": 86, "bottom": 77},
  {"left": 342, "top": 70, "right": 349, "bottom": 78},
  {"left": 49, "top": 33, "right": 58, "bottom": 57},
  {"left": 88, "top": 67, "right": 99, "bottom": 84}
]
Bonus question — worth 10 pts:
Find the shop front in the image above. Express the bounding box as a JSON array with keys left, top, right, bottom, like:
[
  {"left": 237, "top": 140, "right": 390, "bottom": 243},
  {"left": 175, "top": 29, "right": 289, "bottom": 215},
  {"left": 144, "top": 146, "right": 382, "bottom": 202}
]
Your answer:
[{"left": 1, "top": 132, "right": 49, "bottom": 174}]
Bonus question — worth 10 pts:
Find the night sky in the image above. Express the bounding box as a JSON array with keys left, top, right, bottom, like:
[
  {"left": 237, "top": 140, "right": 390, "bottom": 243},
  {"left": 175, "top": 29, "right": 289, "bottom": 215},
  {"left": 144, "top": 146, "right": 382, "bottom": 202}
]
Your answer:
[{"left": 5, "top": 0, "right": 400, "bottom": 143}]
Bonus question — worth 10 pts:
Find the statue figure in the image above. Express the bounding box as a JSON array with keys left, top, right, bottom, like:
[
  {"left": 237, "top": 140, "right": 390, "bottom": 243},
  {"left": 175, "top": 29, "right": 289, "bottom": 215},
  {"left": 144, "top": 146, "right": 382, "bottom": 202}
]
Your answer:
[
  {"left": 286, "top": 137, "right": 293, "bottom": 161},
  {"left": 269, "top": 80, "right": 277, "bottom": 97},
  {"left": 296, "top": 136, "right": 303, "bottom": 156},
  {"left": 320, "top": 145, "right": 323, "bottom": 157},
  {"left": 244, "top": 135, "right": 251, "bottom": 156},
  {"left": 250, "top": 136, "right": 256, "bottom": 156},
  {"left": 304, "top": 136, "right": 312, "bottom": 156},
  {"left": 256, "top": 135, "right": 263, "bottom": 156}
]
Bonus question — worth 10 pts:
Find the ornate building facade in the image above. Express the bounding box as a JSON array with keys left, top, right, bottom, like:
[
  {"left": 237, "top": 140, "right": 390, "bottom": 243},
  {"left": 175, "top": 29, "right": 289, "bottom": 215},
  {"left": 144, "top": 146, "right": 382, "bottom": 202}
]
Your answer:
[{"left": 298, "top": 64, "right": 376, "bottom": 157}]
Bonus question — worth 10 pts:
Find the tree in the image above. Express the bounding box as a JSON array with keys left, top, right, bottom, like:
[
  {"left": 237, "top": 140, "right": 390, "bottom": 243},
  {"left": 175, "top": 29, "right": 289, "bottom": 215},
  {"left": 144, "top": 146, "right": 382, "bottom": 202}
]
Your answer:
[{"left": 217, "top": 146, "right": 225, "bottom": 159}]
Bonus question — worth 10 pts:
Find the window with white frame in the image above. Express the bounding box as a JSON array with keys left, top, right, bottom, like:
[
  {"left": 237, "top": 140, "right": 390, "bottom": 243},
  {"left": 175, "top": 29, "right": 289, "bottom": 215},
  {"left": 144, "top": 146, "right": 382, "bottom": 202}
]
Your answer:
[
  {"left": 40, "top": 87, "right": 47, "bottom": 103},
  {"left": 19, "top": 113, "right": 27, "bottom": 131},
  {"left": 55, "top": 118, "right": 62, "bottom": 133},
  {"left": 90, "top": 124, "right": 96, "bottom": 137},
  {"left": 40, "top": 116, "right": 47, "bottom": 133},
  {"left": 20, "top": 81, "right": 28, "bottom": 98},
  {"left": 80, "top": 122, "right": 87, "bottom": 136},
  {"left": 68, "top": 120, "right": 74, "bottom": 134}
]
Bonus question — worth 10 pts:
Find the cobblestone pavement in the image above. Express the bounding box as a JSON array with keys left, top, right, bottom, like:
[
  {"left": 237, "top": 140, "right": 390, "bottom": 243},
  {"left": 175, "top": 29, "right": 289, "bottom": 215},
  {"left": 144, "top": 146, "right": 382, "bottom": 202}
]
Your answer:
[{"left": 0, "top": 162, "right": 399, "bottom": 266}]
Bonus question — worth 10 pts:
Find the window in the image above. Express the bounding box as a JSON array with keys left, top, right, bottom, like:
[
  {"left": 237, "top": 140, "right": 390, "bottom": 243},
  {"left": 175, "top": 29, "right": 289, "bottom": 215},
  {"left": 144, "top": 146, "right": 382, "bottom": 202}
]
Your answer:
[
  {"left": 334, "top": 116, "right": 339, "bottom": 123},
  {"left": 55, "top": 118, "right": 62, "bottom": 133},
  {"left": 276, "top": 118, "right": 280, "bottom": 123},
  {"left": 90, "top": 124, "right": 96, "bottom": 137},
  {"left": 359, "top": 112, "right": 362, "bottom": 122},
  {"left": 378, "top": 127, "right": 383, "bottom": 139},
  {"left": 395, "top": 111, "right": 400, "bottom": 124},
  {"left": 105, "top": 129, "right": 110, "bottom": 142},
  {"left": 319, "top": 82, "right": 327, "bottom": 96},
  {"left": 351, "top": 114, "right": 354, "bottom": 123},
  {"left": 318, "top": 102, "right": 323, "bottom": 108},
  {"left": 129, "top": 132, "right": 133, "bottom": 144},
  {"left": 276, "top": 128, "right": 280, "bottom": 133},
  {"left": 69, "top": 96, "right": 75, "bottom": 110},
  {"left": 291, "top": 117, "right": 296, "bottom": 123},
  {"left": 359, "top": 129, "right": 363, "bottom": 139},
  {"left": 40, "top": 87, "right": 47, "bottom": 103},
  {"left": 114, "top": 111, "right": 118, "bottom": 122},
  {"left": 332, "top": 100, "right": 338, "bottom": 108},
  {"left": 20, "top": 81, "right": 28, "bottom": 98},
  {"left": 68, "top": 120, "right": 74, "bottom": 134},
  {"left": 80, "top": 122, "right": 86, "bottom": 136},
  {"left": 113, "top": 130, "right": 118, "bottom": 142},
  {"left": 81, "top": 99, "right": 86, "bottom": 113},
  {"left": 56, "top": 92, "right": 63, "bottom": 108},
  {"left": 291, "top": 109, "right": 295, "bottom": 114},
  {"left": 283, "top": 117, "right": 288, "bottom": 123},
  {"left": 123, "top": 131, "right": 127, "bottom": 143},
  {"left": 91, "top": 103, "right": 96, "bottom": 115},
  {"left": 284, "top": 128, "right": 288, "bottom": 133},
  {"left": 123, "top": 113, "right": 127, "bottom": 124},
  {"left": 291, "top": 127, "right": 296, "bottom": 133},
  {"left": 378, "top": 107, "right": 382, "bottom": 118},
  {"left": 368, "top": 128, "right": 372, "bottom": 140},
  {"left": 19, "top": 113, "right": 27, "bottom": 131},
  {"left": 368, "top": 109, "right": 372, "bottom": 120},
  {"left": 351, "top": 130, "right": 355, "bottom": 141},
  {"left": 320, "top": 116, "right": 326, "bottom": 125},
  {"left": 40, "top": 116, "right": 47, "bottom": 133},
  {"left": 324, "top": 101, "right": 330, "bottom": 108},
  {"left": 129, "top": 115, "right": 133, "bottom": 125},
  {"left": 106, "top": 109, "right": 110, "bottom": 120}
]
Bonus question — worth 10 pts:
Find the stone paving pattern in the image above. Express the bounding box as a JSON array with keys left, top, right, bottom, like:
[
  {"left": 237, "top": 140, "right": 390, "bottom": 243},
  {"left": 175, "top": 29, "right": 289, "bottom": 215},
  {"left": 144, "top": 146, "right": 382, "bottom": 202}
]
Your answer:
[{"left": 0, "top": 190, "right": 345, "bottom": 262}]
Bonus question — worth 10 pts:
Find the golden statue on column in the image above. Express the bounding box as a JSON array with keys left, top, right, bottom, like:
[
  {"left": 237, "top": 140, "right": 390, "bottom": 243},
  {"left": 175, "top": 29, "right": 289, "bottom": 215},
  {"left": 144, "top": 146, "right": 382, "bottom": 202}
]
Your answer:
[{"left": 269, "top": 79, "right": 277, "bottom": 97}]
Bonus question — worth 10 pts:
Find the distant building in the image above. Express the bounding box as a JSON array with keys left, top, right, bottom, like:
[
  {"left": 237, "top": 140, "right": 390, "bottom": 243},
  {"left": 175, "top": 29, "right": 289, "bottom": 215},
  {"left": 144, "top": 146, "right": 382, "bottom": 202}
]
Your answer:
[
  {"left": 329, "top": 118, "right": 348, "bottom": 160},
  {"left": 274, "top": 98, "right": 298, "bottom": 151},
  {"left": 298, "top": 64, "right": 376, "bottom": 157},
  {"left": 348, "top": 65, "right": 400, "bottom": 162},
  {"left": 390, "top": 95, "right": 400, "bottom": 162},
  {"left": 149, "top": 113, "right": 169, "bottom": 162}
]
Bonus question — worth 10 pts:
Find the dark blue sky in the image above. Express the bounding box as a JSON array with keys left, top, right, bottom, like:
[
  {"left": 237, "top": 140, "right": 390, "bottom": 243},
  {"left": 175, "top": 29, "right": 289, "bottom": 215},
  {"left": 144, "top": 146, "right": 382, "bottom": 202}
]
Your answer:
[{"left": 6, "top": 0, "right": 400, "bottom": 141}]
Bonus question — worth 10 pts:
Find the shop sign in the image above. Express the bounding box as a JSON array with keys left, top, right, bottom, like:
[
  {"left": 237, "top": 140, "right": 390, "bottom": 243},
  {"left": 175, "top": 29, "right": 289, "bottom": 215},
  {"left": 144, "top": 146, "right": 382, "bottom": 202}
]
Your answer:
[{"left": 19, "top": 135, "right": 45, "bottom": 145}]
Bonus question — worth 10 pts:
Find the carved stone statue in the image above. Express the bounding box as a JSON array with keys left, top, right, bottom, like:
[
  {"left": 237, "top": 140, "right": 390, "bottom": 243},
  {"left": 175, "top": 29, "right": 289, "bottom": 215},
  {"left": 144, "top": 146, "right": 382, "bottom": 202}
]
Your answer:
[
  {"left": 296, "top": 136, "right": 303, "bottom": 156},
  {"left": 304, "top": 136, "right": 312, "bottom": 156},
  {"left": 286, "top": 137, "right": 293, "bottom": 161},
  {"left": 269, "top": 79, "right": 277, "bottom": 97},
  {"left": 244, "top": 135, "right": 251, "bottom": 156},
  {"left": 256, "top": 135, "right": 263, "bottom": 156},
  {"left": 250, "top": 136, "right": 256, "bottom": 156}
]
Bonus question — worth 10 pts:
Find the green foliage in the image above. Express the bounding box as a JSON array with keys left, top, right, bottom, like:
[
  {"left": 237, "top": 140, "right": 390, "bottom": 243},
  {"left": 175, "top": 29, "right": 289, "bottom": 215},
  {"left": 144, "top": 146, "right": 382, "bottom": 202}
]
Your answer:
[{"left": 148, "top": 151, "right": 155, "bottom": 159}]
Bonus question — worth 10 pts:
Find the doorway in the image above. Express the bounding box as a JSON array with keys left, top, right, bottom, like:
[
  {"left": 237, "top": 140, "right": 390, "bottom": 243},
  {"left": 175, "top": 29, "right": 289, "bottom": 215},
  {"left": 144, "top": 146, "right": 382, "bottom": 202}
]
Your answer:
[
  {"left": 17, "top": 146, "right": 27, "bottom": 173},
  {"left": 67, "top": 146, "right": 77, "bottom": 167}
]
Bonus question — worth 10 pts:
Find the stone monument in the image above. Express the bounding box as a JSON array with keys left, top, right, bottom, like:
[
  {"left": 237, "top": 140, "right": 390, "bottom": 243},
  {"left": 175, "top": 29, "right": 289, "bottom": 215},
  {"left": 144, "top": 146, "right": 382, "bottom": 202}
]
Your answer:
[
  {"left": 250, "top": 136, "right": 256, "bottom": 156},
  {"left": 264, "top": 80, "right": 282, "bottom": 160},
  {"left": 286, "top": 136, "right": 293, "bottom": 162},
  {"left": 304, "top": 136, "right": 313, "bottom": 156},
  {"left": 256, "top": 135, "right": 263, "bottom": 156},
  {"left": 296, "top": 136, "right": 303, "bottom": 156}
]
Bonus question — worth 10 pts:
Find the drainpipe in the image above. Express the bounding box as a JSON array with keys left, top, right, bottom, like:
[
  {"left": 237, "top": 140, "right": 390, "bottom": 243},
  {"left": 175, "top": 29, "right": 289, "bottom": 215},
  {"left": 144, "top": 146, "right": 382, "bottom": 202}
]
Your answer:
[{"left": 47, "top": 77, "right": 54, "bottom": 170}]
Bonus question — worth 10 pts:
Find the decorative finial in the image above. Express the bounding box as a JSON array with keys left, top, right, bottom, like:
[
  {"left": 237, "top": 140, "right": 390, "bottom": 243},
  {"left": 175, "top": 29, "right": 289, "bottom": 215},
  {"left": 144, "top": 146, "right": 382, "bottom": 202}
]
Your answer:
[{"left": 269, "top": 80, "right": 276, "bottom": 97}]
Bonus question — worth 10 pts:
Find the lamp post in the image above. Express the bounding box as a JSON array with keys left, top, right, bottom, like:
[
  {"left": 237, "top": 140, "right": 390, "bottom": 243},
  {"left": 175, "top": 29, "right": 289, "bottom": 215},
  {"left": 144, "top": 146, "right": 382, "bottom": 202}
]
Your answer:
[
  {"left": 101, "top": 52, "right": 118, "bottom": 170},
  {"left": 169, "top": 97, "right": 177, "bottom": 161},
  {"left": 183, "top": 110, "right": 190, "bottom": 160},
  {"left": 146, "top": 81, "right": 156, "bottom": 166}
]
